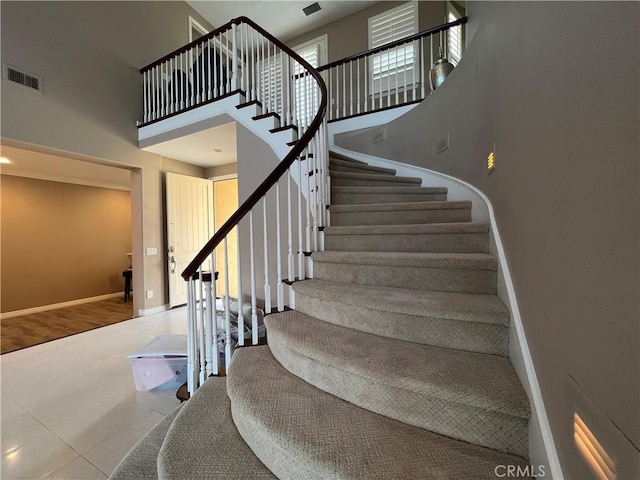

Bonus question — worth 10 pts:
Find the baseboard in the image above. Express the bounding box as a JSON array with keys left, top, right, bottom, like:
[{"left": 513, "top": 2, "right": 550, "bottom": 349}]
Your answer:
[
  {"left": 1, "top": 292, "right": 124, "bottom": 319},
  {"left": 329, "top": 145, "right": 564, "bottom": 479},
  {"left": 137, "top": 304, "right": 169, "bottom": 316}
]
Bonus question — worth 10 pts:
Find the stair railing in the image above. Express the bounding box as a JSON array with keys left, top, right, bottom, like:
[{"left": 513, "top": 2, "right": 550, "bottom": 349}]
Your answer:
[
  {"left": 143, "top": 17, "right": 328, "bottom": 395},
  {"left": 317, "top": 17, "right": 467, "bottom": 122}
]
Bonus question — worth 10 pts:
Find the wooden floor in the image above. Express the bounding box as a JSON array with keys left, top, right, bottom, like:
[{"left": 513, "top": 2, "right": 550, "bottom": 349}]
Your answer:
[{"left": 1, "top": 296, "right": 134, "bottom": 354}]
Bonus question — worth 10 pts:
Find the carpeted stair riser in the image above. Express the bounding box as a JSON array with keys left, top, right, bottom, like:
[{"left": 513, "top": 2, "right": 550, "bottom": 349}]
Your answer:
[
  {"left": 331, "top": 171, "right": 422, "bottom": 188},
  {"left": 329, "top": 159, "right": 397, "bottom": 176},
  {"left": 109, "top": 405, "right": 183, "bottom": 480},
  {"left": 157, "top": 377, "right": 276, "bottom": 479},
  {"left": 312, "top": 252, "right": 498, "bottom": 294},
  {"left": 325, "top": 224, "right": 488, "bottom": 252},
  {"left": 227, "top": 346, "right": 530, "bottom": 479},
  {"left": 330, "top": 203, "right": 471, "bottom": 226},
  {"left": 294, "top": 287, "right": 509, "bottom": 356},
  {"left": 332, "top": 189, "right": 448, "bottom": 205},
  {"left": 265, "top": 312, "right": 529, "bottom": 457},
  {"left": 328, "top": 153, "right": 367, "bottom": 164}
]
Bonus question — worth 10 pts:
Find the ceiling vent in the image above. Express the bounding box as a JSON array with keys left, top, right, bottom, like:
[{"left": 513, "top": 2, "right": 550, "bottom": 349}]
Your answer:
[
  {"left": 3, "top": 65, "right": 42, "bottom": 92},
  {"left": 303, "top": 2, "right": 321, "bottom": 16}
]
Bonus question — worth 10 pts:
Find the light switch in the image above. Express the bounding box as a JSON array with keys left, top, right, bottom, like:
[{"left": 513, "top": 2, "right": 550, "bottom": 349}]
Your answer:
[{"left": 146, "top": 247, "right": 158, "bottom": 256}]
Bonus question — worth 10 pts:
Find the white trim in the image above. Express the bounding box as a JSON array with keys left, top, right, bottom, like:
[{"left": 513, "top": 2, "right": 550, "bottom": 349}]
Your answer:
[
  {"left": 329, "top": 144, "right": 564, "bottom": 479},
  {"left": 1, "top": 292, "right": 124, "bottom": 319},
  {"left": 293, "top": 34, "right": 328, "bottom": 65},
  {"left": 189, "top": 16, "right": 208, "bottom": 42},
  {"left": 1, "top": 169, "right": 130, "bottom": 191},
  {"left": 210, "top": 173, "right": 238, "bottom": 181},
  {"left": 138, "top": 304, "right": 170, "bottom": 316}
]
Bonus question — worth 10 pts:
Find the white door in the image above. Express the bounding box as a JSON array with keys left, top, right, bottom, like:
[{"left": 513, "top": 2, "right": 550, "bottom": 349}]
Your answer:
[{"left": 166, "top": 172, "right": 214, "bottom": 307}]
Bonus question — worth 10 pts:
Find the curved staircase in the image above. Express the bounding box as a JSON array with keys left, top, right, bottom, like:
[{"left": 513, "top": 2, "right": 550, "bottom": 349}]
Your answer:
[{"left": 111, "top": 152, "right": 531, "bottom": 479}]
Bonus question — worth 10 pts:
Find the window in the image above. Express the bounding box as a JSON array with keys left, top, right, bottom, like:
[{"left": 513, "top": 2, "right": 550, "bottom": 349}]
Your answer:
[
  {"left": 293, "top": 36, "right": 327, "bottom": 126},
  {"left": 368, "top": 2, "right": 419, "bottom": 94},
  {"left": 447, "top": 4, "right": 463, "bottom": 65}
]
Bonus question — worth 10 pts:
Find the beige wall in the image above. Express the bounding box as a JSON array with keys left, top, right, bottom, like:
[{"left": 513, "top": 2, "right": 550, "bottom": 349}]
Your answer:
[
  {"left": 1, "top": 1, "right": 211, "bottom": 314},
  {"left": 287, "top": 1, "right": 447, "bottom": 63},
  {"left": 336, "top": 2, "right": 639, "bottom": 477},
  {"left": 1, "top": 175, "right": 131, "bottom": 312},
  {"left": 206, "top": 163, "right": 238, "bottom": 179}
]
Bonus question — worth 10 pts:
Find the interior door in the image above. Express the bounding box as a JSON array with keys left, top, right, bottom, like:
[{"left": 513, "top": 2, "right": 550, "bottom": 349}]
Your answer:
[{"left": 166, "top": 172, "right": 214, "bottom": 307}]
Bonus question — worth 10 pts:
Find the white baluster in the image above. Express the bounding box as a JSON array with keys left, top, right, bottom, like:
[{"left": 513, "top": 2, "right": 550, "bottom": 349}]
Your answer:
[
  {"left": 305, "top": 153, "right": 312, "bottom": 255},
  {"left": 223, "top": 238, "right": 232, "bottom": 369},
  {"left": 342, "top": 63, "right": 346, "bottom": 118},
  {"left": 327, "top": 66, "right": 333, "bottom": 121},
  {"left": 209, "top": 253, "right": 219, "bottom": 376},
  {"left": 143, "top": 71, "right": 148, "bottom": 122},
  {"left": 204, "top": 268, "right": 216, "bottom": 377},
  {"left": 276, "top": 182, "right": 284, "bottom": 311},
  {"left": 263, "top": 197, "right": 271, "bottom": 314},
  {"left": 231, "top": 23, "right": 238, "bottom": 91},
  {"left": 287, "top": 170, "right": 294, "bottom": 282},
  {"left": 236, "top": 225, "right": 245, "bottom": 347},
  {"left": 356, "top": 59, "right": 361, "bottom": 115},
  {"left": 430, "top": 35, "right": 434, "bottom": 92},
  {"left": 297, "top": 157, "right": 305, "bottom": 279},
  {"left": 186, "top": 278, "right": 198, "bottom": 395},
  {"left": 249, "top": 210, "right": 259, "bottom": 345},
  {"left": 198, "top": 267, "right": 206, "bottom": 384},
  {"left": 349, "top": 60, "right": 353, "bottom": 117}
]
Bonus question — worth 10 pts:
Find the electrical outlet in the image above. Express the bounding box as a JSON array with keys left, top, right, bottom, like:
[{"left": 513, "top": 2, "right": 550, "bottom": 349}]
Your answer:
[{"left": 145, "top": 290, "right": 154, "bottom": 299}]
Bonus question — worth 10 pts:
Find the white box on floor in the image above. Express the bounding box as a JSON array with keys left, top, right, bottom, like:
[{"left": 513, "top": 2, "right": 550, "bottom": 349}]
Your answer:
[{"left": 128, "top": 335, "right": 187, "bottom": 391}]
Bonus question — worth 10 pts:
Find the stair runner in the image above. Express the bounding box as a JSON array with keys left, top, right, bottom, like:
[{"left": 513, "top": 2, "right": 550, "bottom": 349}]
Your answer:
[{"left": 111, "top": 153, "right": 531, "bottom": 480}]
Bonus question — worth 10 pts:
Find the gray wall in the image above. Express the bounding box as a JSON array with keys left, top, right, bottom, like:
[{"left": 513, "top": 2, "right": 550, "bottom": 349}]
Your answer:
[
  {"left": 337, "top": 2, "right": 639, "bottom": 478},
  {"left": 1, "top": 1, "right": 211, "bottom": 313},
  {"left": 287, "top": 1, "right": 447, "bottom": 63}
]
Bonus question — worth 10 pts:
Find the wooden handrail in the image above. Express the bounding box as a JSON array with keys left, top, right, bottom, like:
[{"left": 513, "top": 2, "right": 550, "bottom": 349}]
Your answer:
[
  {"left": 318, "top": 17, "right": 467, "bottom": 72},
  {"left": 181, "top": 16, "right": 327, "bottom": 280}
]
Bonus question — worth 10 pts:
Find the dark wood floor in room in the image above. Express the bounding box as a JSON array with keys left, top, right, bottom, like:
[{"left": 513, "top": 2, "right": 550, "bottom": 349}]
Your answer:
[{"left": 1, "top": 297, "right": 134, "bottom": 354}]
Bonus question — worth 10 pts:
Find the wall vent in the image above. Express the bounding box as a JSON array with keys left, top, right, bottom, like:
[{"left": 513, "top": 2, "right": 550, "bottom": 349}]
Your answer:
[
  {"left": 371, "top": 127, "right": 387, "bottom": 144},
  {"left": 303, "top": 2, "right": 321, "bottom": 16},
  {"left": 435, "top": 133, "right": 449, "bottom": 154},
  {"left": 3, "top": 65, "right": 42, "bottom": 92}
]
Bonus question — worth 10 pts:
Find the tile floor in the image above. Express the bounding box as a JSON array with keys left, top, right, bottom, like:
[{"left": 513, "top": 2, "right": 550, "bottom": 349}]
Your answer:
[{"left": 1, "top": 306, "right": 188, "bottom": 479}]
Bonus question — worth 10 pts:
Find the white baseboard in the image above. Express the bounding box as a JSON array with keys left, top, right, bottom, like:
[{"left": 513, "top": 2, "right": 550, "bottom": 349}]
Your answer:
[
  {"left": 1, "top": 292, "right": 124, "bottom": 319},
  {"left": 137, "top": 304, "right": 169, "bottom": 316}
]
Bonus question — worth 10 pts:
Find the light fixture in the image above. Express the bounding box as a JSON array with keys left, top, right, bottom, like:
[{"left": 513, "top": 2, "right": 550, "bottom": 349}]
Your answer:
[
  {"left": 574, "top": 412, "right": 617, "bottom": 480},
  {"left": 487, "top": 151, "right": 495, "bottom": 173},
  {"left": 213, "top": 149, "right": 222, "bottom": 153}
]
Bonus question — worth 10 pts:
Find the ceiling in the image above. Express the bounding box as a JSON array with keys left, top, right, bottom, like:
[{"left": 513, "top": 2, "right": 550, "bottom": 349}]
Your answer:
[
  {"left": 187, "top": 1, "right": 379, "bottom": 43},
  {"left": 150, "top": 1, "right": 380, "bottom": 169}
]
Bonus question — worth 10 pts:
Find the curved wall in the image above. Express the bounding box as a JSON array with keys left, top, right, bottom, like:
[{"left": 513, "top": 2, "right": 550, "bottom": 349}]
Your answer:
[{"left": 336, "top": 2, "right": 639, "bottom": 478}]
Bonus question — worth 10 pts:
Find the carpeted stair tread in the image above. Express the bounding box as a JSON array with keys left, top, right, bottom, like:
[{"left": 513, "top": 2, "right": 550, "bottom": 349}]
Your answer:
[
  {"left": 332, "top": 186, "right": 447, "bottom": 194},
  {"left": 325, "top": 222, "right": 488, "bottom": 235},
  {"left": 330, "top": 200, "right": 471, "bottom": 213},
  {"left": 329, "top": 152, "right": 368, "bottom": 164},
  {"left": 266, "top": 311, "right": 529, "bottom": 419},
  {"left": 331, "top": 186, "right": 448, "bottom": 205},
  {"left": 157, "top": 377, "right": 276, "bottom": 479},
  {"left": 294, "top": 279, "right": 509, "bottom": 326},
  {"left": 312, "top": 250, "right": 498, "bottom": 270},
  {"left": 294, "top": 280, "right": 509, "bottom": 355},
  {"left": 109, "top": 405, "right": 183, "bottom": 480},
  {"left": 266, "top": 313, "right": 528, "bottom": 456},
  {"left": 330, "top": 158, "right": 397, "bottom": 175},
  {"left": 331, "top": 171, "right": 422, "bottom": 186},
  {"left": 227, "top": 346, "right": 530, "bottom": 479},
  {"left": 324, "top": 222, "right": 489, "bottom": 253}
]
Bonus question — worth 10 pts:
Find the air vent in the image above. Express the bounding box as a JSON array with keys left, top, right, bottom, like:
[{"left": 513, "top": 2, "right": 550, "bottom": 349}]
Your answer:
[
  {"left": 4, "top": 65, "right": 42, "bottom": 92},
  {"left": 435, "top": 133, "right": 449, "bottom": 154},
  {"left": 303, "top": 2, "right": 321, "bottom": 16}
]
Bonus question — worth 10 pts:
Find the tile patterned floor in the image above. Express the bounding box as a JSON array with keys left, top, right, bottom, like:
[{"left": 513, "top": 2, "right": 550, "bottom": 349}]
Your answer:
[{"left": 1, "top": 306, "right": 188, "bottom": 479}]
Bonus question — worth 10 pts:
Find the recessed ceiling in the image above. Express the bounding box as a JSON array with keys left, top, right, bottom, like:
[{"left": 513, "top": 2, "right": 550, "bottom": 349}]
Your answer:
[
  {"left": 187, "top": 1, "right": 379, "bottom": 43},
  {"left": 143, "top": 122, "right": 237, "bottom": 168}
]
